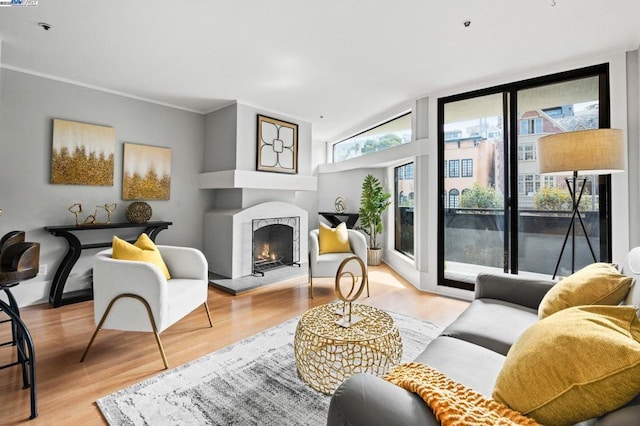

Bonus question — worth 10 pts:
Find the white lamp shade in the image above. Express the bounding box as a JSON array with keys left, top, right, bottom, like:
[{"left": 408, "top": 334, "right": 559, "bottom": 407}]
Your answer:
[{"left": 537, "top": 129, "right": 625, "bottom": 175}]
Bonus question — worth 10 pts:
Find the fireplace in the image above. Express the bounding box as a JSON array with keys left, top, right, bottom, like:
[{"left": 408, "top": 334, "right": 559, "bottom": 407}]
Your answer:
[
  {"left": 204, "top": 201, "right": 308, "bottom": 279},
  {"left": 252, "top": 216, "right": 300, "bottom": 275}
]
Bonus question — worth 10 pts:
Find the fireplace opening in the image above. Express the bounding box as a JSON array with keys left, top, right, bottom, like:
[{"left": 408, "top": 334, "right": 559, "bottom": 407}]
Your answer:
[{"left": 252, "top": 217, "right": 300, "bottom": 275}]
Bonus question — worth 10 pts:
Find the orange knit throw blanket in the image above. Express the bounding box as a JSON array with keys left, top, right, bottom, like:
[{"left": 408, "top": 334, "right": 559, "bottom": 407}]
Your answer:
[{"left": 383, "top": 363, "right": 541, "bottom": 426}]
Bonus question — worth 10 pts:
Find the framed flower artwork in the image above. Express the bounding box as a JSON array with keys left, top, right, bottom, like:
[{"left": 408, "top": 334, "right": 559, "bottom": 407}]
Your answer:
[{"left": 256, "top": 115, "right": 298, "bottom": 174}]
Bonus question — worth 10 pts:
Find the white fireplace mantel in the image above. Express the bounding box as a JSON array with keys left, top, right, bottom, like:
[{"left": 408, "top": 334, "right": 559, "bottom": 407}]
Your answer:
[
  {"left": 203, "top": 201, "right": 309, "bottom": 279},
  {"left": 198, "top": 170, "right": 317, "bottom": 191}
]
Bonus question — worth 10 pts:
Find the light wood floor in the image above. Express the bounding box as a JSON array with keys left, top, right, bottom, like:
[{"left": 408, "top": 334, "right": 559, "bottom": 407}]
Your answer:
[{"left": 0, "top": 263, "right": 468, "bottom": 425}]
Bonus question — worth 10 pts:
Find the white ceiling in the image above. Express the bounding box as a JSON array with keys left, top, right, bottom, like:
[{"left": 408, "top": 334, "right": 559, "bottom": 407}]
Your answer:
[{"left": 1, "top": 0, "right": 639, "bottom": 142}]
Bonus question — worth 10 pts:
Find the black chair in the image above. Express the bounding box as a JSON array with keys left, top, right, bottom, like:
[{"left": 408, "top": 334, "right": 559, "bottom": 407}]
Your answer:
[
  {"left": 0, "top": 231, "right": 25, "bottom": 346},
  {"left": 0, "top": 231, "right": 39, "bottom": 420}
]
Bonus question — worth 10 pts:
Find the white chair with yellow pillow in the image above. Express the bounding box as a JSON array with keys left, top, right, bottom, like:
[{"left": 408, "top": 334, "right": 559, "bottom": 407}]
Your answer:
[
  {"left": 80, "top": 234, "right": 212, "bottom": 369},
  {"left": 308, "top": 222, "right": 368, "bottom": 298}
]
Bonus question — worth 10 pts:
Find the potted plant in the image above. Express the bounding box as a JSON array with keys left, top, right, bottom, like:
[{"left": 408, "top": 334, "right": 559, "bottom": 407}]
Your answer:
[{"left": 358, "top": 174, "right": 391, "bottom": 265}]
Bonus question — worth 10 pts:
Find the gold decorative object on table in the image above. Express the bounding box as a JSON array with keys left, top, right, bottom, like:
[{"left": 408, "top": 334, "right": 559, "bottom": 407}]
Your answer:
[
  {"left": 68, "top": 203, "right": 83, "bottom": 225},
  {"left": 101, "top": 203, "right": 117, "bottom": 224},
  {"left": 334, "top": 255, "right": 368, "bottom": 327},
  {"left": 126, "top": 201, "right": 152, "bottom": 224},
  {"left": 67, "top": 202, "right": 117, "bottom": 226},
  {"left": 294, "top": 302, "right": 402, "bottom": 394}
]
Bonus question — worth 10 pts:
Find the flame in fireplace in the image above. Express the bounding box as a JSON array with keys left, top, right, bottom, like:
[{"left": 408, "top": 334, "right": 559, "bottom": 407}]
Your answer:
[{"left": 259, "top": 243, "right": 277, "bottom": 260}]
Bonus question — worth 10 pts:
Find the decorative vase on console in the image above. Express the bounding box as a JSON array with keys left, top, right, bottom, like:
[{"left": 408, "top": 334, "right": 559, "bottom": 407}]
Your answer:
[{"left": 126, "top": 201, "right": 152, "bottom": 224}]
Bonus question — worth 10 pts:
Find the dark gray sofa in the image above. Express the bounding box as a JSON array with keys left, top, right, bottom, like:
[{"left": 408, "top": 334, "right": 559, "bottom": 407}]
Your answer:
[{"left": 327, "top": 254, "right": 640, "bottom": 426}]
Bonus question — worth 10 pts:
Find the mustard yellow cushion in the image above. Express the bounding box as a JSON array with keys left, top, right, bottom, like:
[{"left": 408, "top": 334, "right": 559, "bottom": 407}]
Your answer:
[
  {"left": 538, "top": 262, "right": 632, "bottom": 319},
  {"left": 112, "top": 233, "right": 171, "bottom": 280},
  {"left": 493, "top": 305, "right": 640, "bottom": 425},
  {"left": 318, "top": 222, "right": 351, "bottom": 254}
]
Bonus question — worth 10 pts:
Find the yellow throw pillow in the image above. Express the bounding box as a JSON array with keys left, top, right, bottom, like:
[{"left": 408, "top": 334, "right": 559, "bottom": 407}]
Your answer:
[
  {"left": 493, "top": 305, "right": 640, "bottom": 425},
  {"left": 318, "top": 222, "right": 352, "bottom": 254},
  {"left": 112, "top": 233, "right": 171, "bottom": 280},
  {"left": 538, "top": 262, "right": 632, "bottom": 319}
]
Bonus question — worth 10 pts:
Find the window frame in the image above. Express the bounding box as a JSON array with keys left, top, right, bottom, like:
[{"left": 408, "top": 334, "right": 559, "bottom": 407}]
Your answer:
[
  {"left": 437, "top": 63, "right": 612, "bottom": 290},
  {"left": 331, "top": 111, "right": 412, "bottom": 163},
  {"left": 461, "top": 159, "right": 473, "bottom": 177}
]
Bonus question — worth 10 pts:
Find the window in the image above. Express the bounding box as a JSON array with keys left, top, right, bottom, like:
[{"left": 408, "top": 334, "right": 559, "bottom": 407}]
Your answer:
[
  {"left": 519, "top": 117, "right": 543, "bottom": 135},
  {"left": 518, "top": 175, "right": 557, "bottom": 195},
  {"left": 461, "top": 159, "right": 473, "bottom": 177},
  {"left": 518, "top": 144, "right": 536, "bottom": 161},
  {"left": 448, "top": 189, "right": 460, "bottom": 208},
  {"left": 395, "top": 163, "right": 414, "bottom": 258},
  {"left": 439, "top": 64, "right": 611, "bottom": 291},
  {"left": 332, "top": 112, "right": 412, "bottom": 162},
  {"left": 449, "top": 160, "right": 460, "bottom": 177}
]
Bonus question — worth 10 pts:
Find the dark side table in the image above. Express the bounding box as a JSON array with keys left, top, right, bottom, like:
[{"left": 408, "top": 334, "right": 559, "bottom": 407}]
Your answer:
[
  {"left": 44, "top": 221, "right": 172, "bottom": 308},
  {"left": 319, "top": 212, "right": 359, "bottom": 229}
]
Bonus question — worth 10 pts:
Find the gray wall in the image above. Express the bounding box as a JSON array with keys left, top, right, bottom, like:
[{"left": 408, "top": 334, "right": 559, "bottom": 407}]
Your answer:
[
  {"left": 204, "top": 103, "right": 237, "bottom": 172},
  {"left": 203, "top": 102, "right": 318, "bottom": 225},
  {"left": 0, "top": 69, "right": 212, "bottom": 306},
  {"left": 627, "top": 50, "right": 640, "bottom": 248},
  {"left": 236, "top": 103, "right": 313, "bottom": 175},
  {"left": 317, "top": 168, "right": 385, "bottom": 217}
]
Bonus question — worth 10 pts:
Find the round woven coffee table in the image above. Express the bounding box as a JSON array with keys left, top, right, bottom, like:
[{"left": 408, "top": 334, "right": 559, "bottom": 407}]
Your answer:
[{"left": 294, "top": 303, "right": 402, "bottom": 394}]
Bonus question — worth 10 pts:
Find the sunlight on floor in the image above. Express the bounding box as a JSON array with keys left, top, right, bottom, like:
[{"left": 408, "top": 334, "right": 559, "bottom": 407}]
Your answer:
[{"left": 368, "top": 269, "right": 407, "bottom": 289}]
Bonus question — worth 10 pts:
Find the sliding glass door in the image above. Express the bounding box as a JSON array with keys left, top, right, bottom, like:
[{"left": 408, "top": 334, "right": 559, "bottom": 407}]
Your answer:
[
  {"left": 438, "top": 65, "right": 611, "bottom": 289},
  {"left": 441, "top": 93, "right": 507, "bottom": 288}
]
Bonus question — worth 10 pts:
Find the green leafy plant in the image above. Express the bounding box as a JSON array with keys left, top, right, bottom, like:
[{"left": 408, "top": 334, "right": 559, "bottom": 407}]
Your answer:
[
  {"left": 533, "top": 185, "right": 591, "bottom": 211},
  {"left": 460, "top": 183, "right": 503, "bottom": 209},
  {"left": 359, "top": 174, "right": 391, "bottom": 249}
]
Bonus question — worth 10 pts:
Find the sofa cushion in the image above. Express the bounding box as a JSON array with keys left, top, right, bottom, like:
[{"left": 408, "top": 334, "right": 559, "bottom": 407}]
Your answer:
[
  {"left": 440, "top": 299, "right": 539, "bottom": 356},
  {"left": 112, "top": 234, "right": 171, "bottom": 280},
  {"left": 318, "top": 222, "right": 351, "bottom": 254},
  {"left": 415, "top": 336, "right": 506, "bottom": 397},
  {"left": 538, "top": 262, "right": 632, "bottom": 319},
  {"left": 493, "top": 305, "right": 640, "bottom": 425}
]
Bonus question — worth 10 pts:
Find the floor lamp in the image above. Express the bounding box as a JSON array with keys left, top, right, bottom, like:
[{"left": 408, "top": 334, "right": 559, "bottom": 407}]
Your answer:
[{"left": 536, "top": 129, "right": 624, "bottom": 279}]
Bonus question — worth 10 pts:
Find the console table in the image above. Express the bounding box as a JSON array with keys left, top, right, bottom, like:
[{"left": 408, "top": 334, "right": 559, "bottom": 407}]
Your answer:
[
  {"left": 319, "top": 212, "right": 359, "bottom": 229},
  {"left": 44, "top": 221, "right": 172, "bottom": 308}
]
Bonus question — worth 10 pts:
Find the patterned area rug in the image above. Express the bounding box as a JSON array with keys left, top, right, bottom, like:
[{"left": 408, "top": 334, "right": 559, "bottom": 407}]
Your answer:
[{"left": 97, "top": 308, "right": 444, "bottom": 425}]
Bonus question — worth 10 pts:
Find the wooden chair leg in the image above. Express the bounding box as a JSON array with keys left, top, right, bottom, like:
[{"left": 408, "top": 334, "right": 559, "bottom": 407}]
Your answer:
[
  {"left": 203, "top": 302, "right": 213, "bottom": 327},
  {"left": 80, "top": 293, "right": 169, "bottom": 369},
  {"left": 309, "top": 275, "right": 314, "bottom": 299},
  {"left": 366, "top": 273, "right": 370, "bottom": 297},
  {"left": 152, "top": 331, "right": 169, "bottom": 370},
  {"left": 79, "top": 324, "right": 102, "bottom": 363}
]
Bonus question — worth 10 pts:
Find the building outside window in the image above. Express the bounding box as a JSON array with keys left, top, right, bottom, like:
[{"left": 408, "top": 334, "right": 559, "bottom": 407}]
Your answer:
[
  {"left": 449, "top": 160, "right": 460, "bottom": 178},
  {"left": 448, "top": 189, "right": 459, "bottom": 208},
  {"left": 518, "top": 144, "right": 536, "bottom": 161},
  {"left": 461, "top": 159, "right": 473, "bottom": 177},
  {"left": 519, "top": 117, "right": 543, "bottom": 134}
]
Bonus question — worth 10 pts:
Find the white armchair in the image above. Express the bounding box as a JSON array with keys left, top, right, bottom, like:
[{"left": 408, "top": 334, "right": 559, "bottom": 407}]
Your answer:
[
  {"left": 80, "top": 245, "right": 212, "bottom": 369},
  {"left": 308, "top": 228, "right": 368, "bottom": 298}
]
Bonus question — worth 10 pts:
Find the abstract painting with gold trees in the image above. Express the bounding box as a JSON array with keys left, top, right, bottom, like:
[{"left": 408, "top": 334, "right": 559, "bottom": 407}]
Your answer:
[
  {"left": 122, "top": 143, "right": 171, "bottom": 200},
  {"left": 51, "top": 119, "right": 115, "bottom": 185}
]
